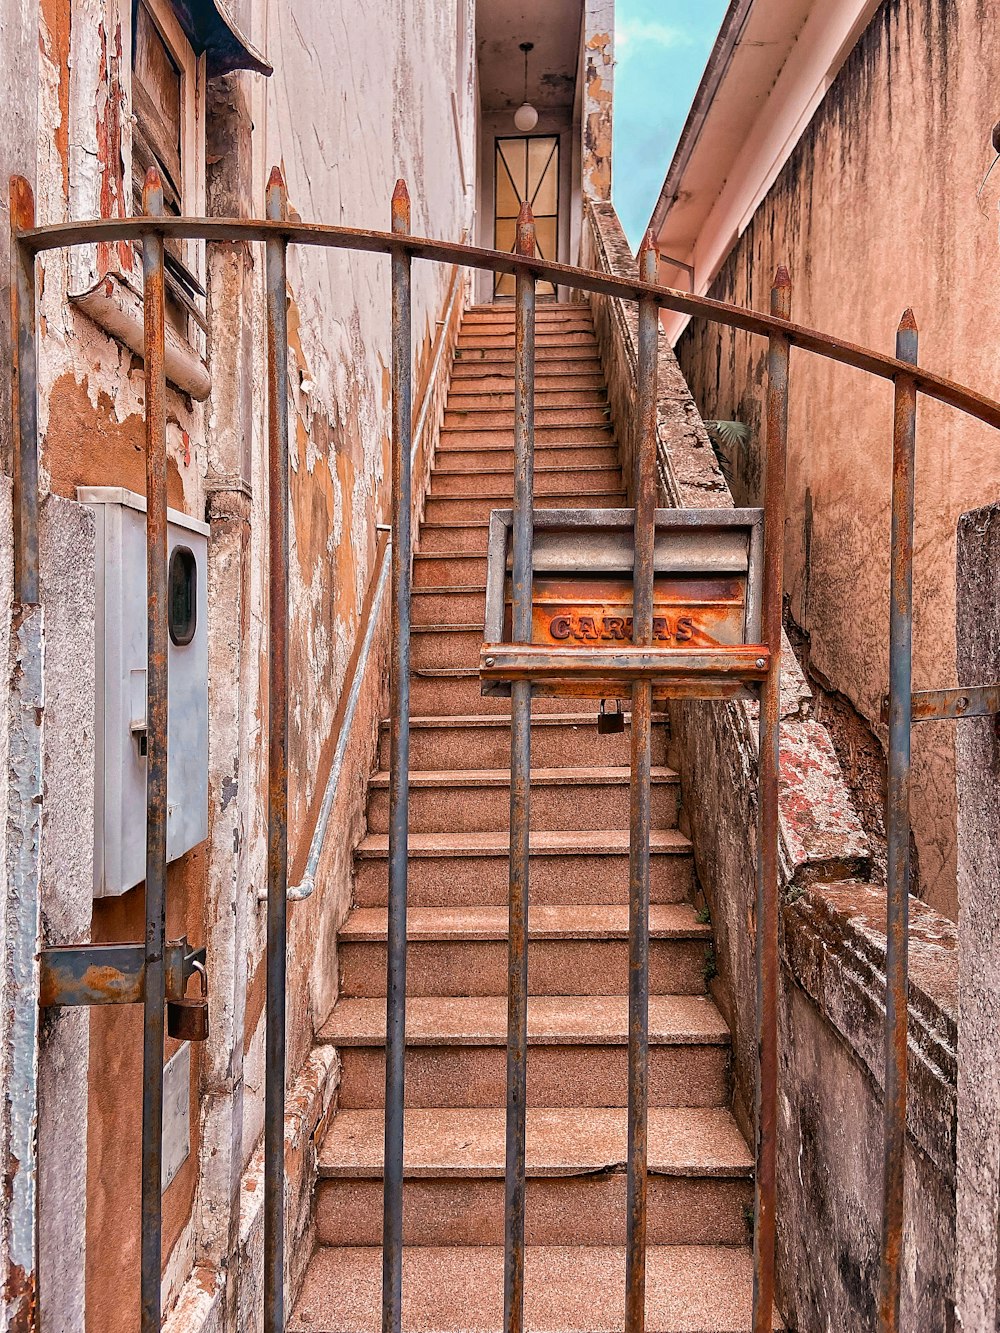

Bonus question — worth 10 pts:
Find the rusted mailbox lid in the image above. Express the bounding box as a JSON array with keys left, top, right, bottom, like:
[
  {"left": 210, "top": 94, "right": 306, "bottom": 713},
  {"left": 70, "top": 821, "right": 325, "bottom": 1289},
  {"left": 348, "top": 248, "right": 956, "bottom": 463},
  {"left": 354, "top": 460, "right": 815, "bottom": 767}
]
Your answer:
[{"left": 482, "top": 507, "right": 765, "bottom": 700}]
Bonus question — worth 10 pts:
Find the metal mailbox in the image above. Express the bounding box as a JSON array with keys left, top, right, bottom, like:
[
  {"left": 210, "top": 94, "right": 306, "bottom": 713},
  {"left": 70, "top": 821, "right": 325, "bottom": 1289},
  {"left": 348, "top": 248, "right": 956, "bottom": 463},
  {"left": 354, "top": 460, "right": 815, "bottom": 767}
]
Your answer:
[{"left": 481, "top": 507, "right": 765, "bottom": 699}]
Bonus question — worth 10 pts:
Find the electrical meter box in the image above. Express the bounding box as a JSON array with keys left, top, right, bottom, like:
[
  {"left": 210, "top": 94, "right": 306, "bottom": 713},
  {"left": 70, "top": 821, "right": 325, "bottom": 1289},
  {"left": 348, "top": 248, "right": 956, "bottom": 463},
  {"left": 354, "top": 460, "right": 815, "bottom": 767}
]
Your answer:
[{"left": 79, "top": 487, "right": 210, "bottom": 898}]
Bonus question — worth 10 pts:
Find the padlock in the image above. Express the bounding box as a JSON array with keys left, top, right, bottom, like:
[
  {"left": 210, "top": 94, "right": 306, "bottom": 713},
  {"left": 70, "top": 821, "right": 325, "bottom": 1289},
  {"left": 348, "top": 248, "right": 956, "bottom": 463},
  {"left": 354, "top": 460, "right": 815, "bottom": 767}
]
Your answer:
[
  {"left": 597, "top": 698, "right": 625, "bottom": 734},
  {"left": 167, "top": 961, "right": 209, "bottom": 1042}
]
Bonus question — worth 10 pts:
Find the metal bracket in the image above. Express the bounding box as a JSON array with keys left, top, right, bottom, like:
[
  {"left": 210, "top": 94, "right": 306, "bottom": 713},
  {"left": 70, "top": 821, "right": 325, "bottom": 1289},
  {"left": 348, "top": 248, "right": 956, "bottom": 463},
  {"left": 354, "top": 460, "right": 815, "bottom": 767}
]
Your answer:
[
  {"left": 880, "top": 683, "right": 1000, "bottom": 725},
  {"left": 39, "top": 936, "right": 206, "bottom": 1008}
]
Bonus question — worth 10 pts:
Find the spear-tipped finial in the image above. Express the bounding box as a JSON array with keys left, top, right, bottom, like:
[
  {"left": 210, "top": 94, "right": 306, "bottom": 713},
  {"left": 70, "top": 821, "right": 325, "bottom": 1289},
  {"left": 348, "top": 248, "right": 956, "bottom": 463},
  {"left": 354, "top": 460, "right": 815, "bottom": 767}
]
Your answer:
[
  {"left": 895, "top": 306, "right": 918, "bottom": 365},
  {"left": 265, "top": 165, "right": 287, "bottom": 222},
  {"left": 9, "top": 175, "right": 35, "bottom": 232},
  {"left": 638, "top": 228, "right": 658, "bottom": 283},
  {"left": 142, "top": 166, "right": 164, "bottom": 216},
  {"left": 515, "top": 200, "right": 535, "bottom": 257},
  {"left": 391, "top": 178, "right": 411, "bottom": 234},
  {"left": 770, "top": 263, "right": 791, "bottom": 319}
]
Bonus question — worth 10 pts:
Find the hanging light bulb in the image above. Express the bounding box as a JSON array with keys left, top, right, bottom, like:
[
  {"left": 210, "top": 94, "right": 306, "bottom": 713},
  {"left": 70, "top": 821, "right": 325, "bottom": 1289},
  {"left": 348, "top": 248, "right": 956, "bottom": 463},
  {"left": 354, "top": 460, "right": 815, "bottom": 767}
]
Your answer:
[{"left": 514, "top": 42, "right": 538, "bottom": 132}]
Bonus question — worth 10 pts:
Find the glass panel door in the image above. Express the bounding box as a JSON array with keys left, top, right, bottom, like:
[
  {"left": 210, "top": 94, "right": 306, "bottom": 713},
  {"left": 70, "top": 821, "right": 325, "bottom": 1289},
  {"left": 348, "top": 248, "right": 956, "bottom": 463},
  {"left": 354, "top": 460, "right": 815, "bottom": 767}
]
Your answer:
[{"left": 494, "top": 135, "right": 559, "bottom": 299}]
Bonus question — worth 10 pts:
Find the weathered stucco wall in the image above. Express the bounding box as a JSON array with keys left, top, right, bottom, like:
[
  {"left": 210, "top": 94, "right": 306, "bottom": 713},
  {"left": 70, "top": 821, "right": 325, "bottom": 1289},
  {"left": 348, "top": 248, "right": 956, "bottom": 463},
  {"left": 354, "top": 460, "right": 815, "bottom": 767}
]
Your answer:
[
  {"left": 587, "top": 198, "right": 960, "bottom": 1331},
  {"left": 18, "top": 0, "right": 476, "bottom": 1329},
  {"left": 674, "top": 0, "right": 1000, "bottom": 919},
  {"left": 954, "top": 501, "right": 1000, "bottom": 1331}
]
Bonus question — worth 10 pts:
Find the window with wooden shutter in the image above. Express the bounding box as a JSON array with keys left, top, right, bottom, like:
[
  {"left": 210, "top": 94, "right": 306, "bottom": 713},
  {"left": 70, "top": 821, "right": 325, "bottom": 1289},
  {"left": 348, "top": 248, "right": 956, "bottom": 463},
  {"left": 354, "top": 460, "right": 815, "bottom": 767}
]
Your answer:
[{"left": 130, "top": 0, "right": 207, "bottom": 343}]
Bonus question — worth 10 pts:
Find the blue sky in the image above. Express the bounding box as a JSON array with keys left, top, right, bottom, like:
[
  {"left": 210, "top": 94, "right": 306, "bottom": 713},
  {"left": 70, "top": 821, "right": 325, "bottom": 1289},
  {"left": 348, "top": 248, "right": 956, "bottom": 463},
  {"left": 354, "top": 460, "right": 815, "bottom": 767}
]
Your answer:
[{"left": 612, "top": 1, "right": 729, "bottom": 249}]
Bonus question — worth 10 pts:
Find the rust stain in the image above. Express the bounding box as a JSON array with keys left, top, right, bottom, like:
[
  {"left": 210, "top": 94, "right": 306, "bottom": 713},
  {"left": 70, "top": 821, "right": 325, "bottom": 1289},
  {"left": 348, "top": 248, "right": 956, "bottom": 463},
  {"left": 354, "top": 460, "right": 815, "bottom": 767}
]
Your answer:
[
  {"left": 3, "top": 1263, "right": 37, "bottom": 1333},
  {"left": 39, "top": 0, "right": 71, "bottom": 198},
  {"left": 95, "top": 20, "right": 132, "bottom": 275},
  {"left": 509, "top": 574, "right": 748, "bottom": 648},
  {"left": 38, "top": 962, "right": 141, "bottom": 1008},
  {"left": 243, "top": 958, "right": 266, "bottom": 1058}
]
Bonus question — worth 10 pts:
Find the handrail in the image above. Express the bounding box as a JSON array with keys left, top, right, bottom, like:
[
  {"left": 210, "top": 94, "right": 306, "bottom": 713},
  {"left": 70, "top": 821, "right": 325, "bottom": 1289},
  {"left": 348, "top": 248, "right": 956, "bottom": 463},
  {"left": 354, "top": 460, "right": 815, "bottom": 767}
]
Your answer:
[
  {"left": 16, "top": 214, "right": 1000, "bottom": 431},
  {"left": 286, "top": 250, "right": 465, "bottom": 901},
  {"left": 287, "top": 544, "right": 390, "bottom": 901}
]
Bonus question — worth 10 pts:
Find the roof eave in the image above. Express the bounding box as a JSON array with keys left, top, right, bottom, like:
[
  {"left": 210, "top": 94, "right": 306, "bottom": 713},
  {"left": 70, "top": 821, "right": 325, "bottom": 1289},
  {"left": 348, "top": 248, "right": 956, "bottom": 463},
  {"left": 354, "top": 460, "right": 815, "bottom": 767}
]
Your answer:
[{"left": 646, "top": 0, "right": 754, "bottom": 239}]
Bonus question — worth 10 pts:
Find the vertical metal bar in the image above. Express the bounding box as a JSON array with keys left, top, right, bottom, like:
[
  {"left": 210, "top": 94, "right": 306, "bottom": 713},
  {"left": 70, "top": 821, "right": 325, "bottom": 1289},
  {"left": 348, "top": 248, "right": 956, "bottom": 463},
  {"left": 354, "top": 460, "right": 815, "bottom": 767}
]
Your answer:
[
  {"left": 626, "top": 233, "right": 659, "bottom": 1333},
  {"left": 383, "top": 178, "right": 412, "bottom": 1333},
  {"left": 6, "top": 174, "right": 42, "bottom": 1333},
  {"left": 263, "top": 164, "right": 290, "bottom": 1333},
  {"left": 139, "top": 167, "right": 168, "bottom": 1333},
  {"left": 11, "top": 177, "right": 38, "bottom": 607},
  {"left": 752, "top": 265, "right": 791, "bottom": 1333},
  {"left": 878, "top": 309, "right": 918, "bottom": 1333},
  {"left": 505, "top": 202, "right": 536, "bottom": 1333}
]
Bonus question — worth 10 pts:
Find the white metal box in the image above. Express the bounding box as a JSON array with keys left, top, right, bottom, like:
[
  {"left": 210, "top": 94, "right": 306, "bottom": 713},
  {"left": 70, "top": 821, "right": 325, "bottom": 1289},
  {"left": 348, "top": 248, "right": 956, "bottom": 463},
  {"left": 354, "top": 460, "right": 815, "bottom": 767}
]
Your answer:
[{"left": 80, "top": 487, "right": 209, "bottom": 897}]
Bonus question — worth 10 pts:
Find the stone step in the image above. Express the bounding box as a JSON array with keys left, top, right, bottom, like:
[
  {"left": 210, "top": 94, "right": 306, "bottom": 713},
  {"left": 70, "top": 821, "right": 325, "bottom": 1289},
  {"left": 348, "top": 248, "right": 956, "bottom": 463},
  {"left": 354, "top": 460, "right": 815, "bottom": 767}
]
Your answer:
[
  {"left": 454, "top": 347, "right": 602, "bottom": 366},
  {"left": 409, "top": 624, "right": 485, "bottom": 667},
  {"left": 442, "top": 388, "right": 608, "bottom": 410},
  {"left": 437, "top": 424, "right": 614, "bottom": 448},
  {"left": 291, "top": 1242, "right": 779, "bottom": 1332},
  {"left": 290, "top": 1244, "right": 778, "bottom": 1332},
  {"left": 317, "top": 993, "right": 730, "bottom": 1109},
  {"left": 377, "top": 713, "right": 668, "bottom": 769},
  {"left": 466, "top": 301, "right": 590, "bottom": 312},
  {"left": 448, "top": 367, "right": 606, "bottom": 391},
  {"left": 416, "top": 521, "right": 493, "bottom": 554},
  {"left": 434, "top": 443, "right": 619, "bottom": 472},
  {"left": 456, "top": 322, "right": 595, "bottom": 338},
  {"left": 405, "top": 667, "right": 621, "bottom": 715},
  {"left": 337, "top": 903, "right": 711, "bottom": 999},
  {"left": 457, "top": 330, "right": 599, "bottom": 349},
  {"left": 460, "top": 310, "right": 593, "bottom": 330},
  {"left": 410, "top": 587, "right": 486, "bottom": 626},
  {"left": 366, "top": 766, "right": 680, "bottom": 834},
  {"left": 443, "top": 407, "right": 610, "bottom": 431},
  {"left": 412, "top": 552, "right": 487, "bottom": 588},
  {"left": 353, "top": 827, "right": 693, "bottom": 908},
  {"left": 454, "top": 324, "right": 597, "bottom": 342},
  {"left": 463, "top": 303, "right": 591, "bottom": 317},
  {"left": 314, "top": 1106, "right": 752, "bottom": 1247},
  {"left": 424, "top": 490, "right": 624, "bottom": 524},
  {"left": 428, "top": 465, "right": 622, "bottom": 497}
]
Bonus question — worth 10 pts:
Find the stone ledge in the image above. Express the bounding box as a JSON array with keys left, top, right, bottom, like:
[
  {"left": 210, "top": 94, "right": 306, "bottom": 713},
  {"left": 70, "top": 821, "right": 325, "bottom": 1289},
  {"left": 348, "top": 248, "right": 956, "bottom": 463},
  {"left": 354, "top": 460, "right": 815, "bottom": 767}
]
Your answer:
[
  {"left": 783, "top": 879, "right": 956, "bottom": 1182},
  {"left": 163, "top": 1045, "right": 340, "bottom": 1332},
  {"left": 777, "top": 719, "right": 870, "bottom": 882}
]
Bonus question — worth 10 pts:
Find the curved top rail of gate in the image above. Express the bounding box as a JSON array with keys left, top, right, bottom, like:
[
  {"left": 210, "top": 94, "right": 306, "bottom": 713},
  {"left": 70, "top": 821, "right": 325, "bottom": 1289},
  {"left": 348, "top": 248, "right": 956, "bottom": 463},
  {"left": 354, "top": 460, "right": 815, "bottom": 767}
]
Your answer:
[
  {"left": 9, "top": 169, "right": 998, "bottom": 1333},
  {"left": 13, "top": 206, "right": 1000, "bottom": 432}
]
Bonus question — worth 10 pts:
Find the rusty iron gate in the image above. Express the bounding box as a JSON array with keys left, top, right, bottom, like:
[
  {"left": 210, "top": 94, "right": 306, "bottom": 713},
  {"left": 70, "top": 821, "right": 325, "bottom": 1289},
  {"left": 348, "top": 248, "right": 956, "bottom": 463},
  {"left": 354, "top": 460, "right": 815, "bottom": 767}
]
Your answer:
[{"left": 8, "top": 166, "right": 1000, "bottom": 1333}]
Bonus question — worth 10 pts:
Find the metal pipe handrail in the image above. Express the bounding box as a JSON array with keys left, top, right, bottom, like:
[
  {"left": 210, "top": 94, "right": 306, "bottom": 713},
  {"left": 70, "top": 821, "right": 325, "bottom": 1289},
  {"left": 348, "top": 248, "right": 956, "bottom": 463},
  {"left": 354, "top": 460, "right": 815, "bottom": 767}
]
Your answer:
[
  {"left": 286, "top": 542, "right": 390, "bottom": 903},
  {"left": 15, "top": 214, "right": 1000, "bottom": 431},
  {"left": 287, "top": 246, "right": 466, "bottom": 903}
]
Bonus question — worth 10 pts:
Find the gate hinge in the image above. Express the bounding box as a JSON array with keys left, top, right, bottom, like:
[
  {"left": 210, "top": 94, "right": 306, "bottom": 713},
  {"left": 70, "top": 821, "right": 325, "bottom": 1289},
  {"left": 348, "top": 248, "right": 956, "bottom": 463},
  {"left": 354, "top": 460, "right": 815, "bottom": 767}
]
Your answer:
[{"left": 39, "top": 937, "right": 206, "bottom": 1008}]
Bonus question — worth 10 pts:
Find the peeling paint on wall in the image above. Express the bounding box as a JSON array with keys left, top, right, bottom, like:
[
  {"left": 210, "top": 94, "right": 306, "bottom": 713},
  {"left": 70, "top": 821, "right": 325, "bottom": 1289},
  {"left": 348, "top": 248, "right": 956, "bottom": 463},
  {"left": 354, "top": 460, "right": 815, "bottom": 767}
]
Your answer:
[{"left": 581, "top": 3, "right": 614, "bottom": 201}]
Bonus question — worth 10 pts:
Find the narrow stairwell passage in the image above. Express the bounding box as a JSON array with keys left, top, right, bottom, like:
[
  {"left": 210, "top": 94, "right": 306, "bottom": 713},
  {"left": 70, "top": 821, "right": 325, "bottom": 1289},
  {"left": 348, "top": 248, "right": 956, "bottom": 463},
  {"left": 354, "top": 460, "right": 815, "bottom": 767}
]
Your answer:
[{"left": 291, "top": 304, "right": 774, "bottom": 1331}]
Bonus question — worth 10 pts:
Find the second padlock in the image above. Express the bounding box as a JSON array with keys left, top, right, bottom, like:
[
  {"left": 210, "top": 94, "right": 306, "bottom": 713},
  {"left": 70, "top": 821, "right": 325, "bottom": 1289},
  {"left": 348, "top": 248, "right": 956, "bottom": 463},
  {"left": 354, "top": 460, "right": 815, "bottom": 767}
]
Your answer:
[{"left": 167, "top": 961, "right": 209, "bottom": 1042}]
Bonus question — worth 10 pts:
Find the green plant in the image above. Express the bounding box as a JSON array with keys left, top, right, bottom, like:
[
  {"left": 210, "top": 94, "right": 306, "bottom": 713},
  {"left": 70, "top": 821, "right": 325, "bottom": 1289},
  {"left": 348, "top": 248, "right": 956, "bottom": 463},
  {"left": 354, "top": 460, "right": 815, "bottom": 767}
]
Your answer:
[
  {"left": 695, "top": 904, "right": 712, "bottom": 925},
  {"left": 703, "top": 419, "right": 749, "bottom": 489},
  {"left": 703, "top": 945, "right": 717, "bottom": 985}
]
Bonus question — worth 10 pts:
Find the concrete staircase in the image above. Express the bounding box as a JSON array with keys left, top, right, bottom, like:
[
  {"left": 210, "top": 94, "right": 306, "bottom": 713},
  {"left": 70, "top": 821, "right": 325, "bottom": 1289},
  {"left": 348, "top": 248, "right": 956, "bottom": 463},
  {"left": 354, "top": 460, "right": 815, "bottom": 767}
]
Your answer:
[{"left": 290, "top": 304, "right": 769, "bottom": 1331}]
